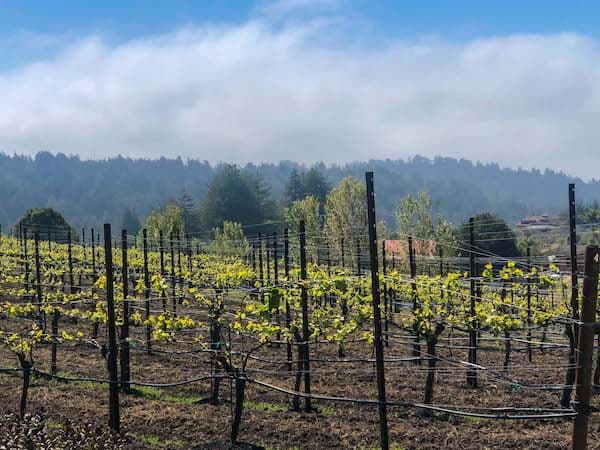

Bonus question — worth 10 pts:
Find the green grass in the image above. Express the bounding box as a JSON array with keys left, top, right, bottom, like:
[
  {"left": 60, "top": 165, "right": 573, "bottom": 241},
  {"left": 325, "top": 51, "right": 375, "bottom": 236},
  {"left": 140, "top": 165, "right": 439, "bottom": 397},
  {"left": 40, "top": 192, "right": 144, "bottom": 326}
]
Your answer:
[
  {"left": 54, "top": 372, "right": 336, "bottom": 416},
  {"left": 137, "top": 434, "right": 186, "bottom": 448},
  {"left": 130, "top": 384, "right": 162, "bottom": 398},
  {"left": 463, "top": 415, "right": 484, "bottom": 422},
  {"left": 53, "top": 373, "right": 203, "bottom": 405},
  {"left": 140, "top": 435, "right": 160, "bottom": 445},
  {"left": 55, "top": 372, "right": 109, "bottom": 390},
  {"left": 162, "top": 394, "right": 203, "bottom": 404},
  {"left": 245, "top": 400, "right": 288, "bottom": 413},
  {"left": 131, "top": 385, "right": 203, "bottom": 404},
  {"left": 316, "top": 404, "right": 335, "bottom": 416},
  {"left": 244, "top": 399, "right": 336, "bottom": 415}
]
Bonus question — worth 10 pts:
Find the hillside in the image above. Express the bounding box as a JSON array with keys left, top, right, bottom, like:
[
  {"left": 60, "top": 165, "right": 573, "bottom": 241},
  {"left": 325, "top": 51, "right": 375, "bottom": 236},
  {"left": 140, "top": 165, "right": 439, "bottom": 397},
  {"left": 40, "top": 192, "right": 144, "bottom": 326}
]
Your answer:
[{"left": 1, "top": 152, "right": 597, "bottom": 232}]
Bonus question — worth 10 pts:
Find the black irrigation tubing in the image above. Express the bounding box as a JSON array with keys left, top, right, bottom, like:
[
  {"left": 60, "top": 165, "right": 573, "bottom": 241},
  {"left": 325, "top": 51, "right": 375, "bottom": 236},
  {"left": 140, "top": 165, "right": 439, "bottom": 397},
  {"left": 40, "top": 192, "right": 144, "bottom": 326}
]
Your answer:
[
  {"left": 0, "top": 365, "right": 229, "bottom": 388},
  {"left": 246, "top": 378, "right": 578, "bottom": 420},
  {"left": 413, "top": 342, "right": 569, "bottom": 353},
  {"left": 406, "top": 347, "right": 578, "bottom": 391},
  {"left": 384, "top": 329, "right": 570, "bottom": 348},
  {"left": 424, "top": 333, "right": 568, "bottom": 343},
  {"left": 121, "top": 343, "right": 419, "bottom": 366},
  {"left": 51, "top": 333, "right": 580, "bottom": 381},
  {"left": 0, "top": 362, "right": 580, "bottom": 400},
  {"left": 386, "top": 331, "right": 570, "bottom": 345}
]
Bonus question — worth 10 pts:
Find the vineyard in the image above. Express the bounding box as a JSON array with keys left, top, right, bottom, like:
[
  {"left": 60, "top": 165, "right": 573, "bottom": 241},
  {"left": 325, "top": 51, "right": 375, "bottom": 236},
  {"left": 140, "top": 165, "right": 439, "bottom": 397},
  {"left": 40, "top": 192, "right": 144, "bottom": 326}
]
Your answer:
[{"left": 1, "top": 174, "right": 600, "bottom": 450}]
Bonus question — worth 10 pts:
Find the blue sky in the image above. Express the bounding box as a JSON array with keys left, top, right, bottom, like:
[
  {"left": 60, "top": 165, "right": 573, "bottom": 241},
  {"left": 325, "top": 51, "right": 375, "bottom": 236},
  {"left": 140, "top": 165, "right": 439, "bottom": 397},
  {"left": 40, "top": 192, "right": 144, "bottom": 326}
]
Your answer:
[
  {"left": 2, "top": 1, "right": 598, "bottom": 37},
  {"left": 1, "top": 0, "right": 600, "bottom": 178},
  {"left": 2, "top": 0, "right": 598, "bottom": 65}
]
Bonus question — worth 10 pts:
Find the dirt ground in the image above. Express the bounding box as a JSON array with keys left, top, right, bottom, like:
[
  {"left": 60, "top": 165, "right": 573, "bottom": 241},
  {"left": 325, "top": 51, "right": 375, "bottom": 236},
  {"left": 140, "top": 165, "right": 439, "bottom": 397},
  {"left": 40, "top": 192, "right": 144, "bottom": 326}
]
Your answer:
[{"left": 0, "top": 315, "right": 597, "bottom": 450}]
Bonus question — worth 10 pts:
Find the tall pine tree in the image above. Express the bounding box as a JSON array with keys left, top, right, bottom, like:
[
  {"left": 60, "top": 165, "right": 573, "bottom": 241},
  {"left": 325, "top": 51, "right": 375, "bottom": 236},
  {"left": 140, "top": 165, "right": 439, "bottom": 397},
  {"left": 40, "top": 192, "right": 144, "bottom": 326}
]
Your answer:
[
  {"left": 121, "top": 208, "right": 142, "bottom": 235},
  {"left": 199, "top": 165, "right": 277, "bottom": 235}
]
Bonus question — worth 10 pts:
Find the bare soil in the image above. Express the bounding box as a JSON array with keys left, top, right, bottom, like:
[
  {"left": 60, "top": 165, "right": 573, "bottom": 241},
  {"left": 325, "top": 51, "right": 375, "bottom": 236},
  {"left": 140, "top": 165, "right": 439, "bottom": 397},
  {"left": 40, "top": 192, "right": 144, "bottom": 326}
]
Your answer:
[{"left": 0, "top": 313, "right": 596, "bottom": 449}]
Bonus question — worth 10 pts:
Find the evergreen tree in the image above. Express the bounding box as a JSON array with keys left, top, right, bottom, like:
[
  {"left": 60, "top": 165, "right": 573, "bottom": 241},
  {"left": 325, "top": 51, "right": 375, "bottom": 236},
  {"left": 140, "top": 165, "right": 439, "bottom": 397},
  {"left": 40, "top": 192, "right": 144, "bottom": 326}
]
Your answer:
[
  {"left": 121, "top": 208, "right": 141, "bottom": 235},
  {"left": 458, "top": 213, "right": 520, "bottom": 258},
  {"left": 2, "top": 152, "right": 598, "bottom": 232},
  {"left": 246, "top": 171, "right": 278, "bottom": 223},
  {"left": 284, "top": 169, "right": 304, "bottom": 205},
  {"left": 283, "top": 167, "right": 330, "bottom": 210},
  {"left": 200, "top": 165, "right": 276, "bottom": 233},
  {"left": 301, "top": 168, "right": 329, "bottom": 207},
  {"left": 175, "top": 190, "right": 200, "bottom": 233}
]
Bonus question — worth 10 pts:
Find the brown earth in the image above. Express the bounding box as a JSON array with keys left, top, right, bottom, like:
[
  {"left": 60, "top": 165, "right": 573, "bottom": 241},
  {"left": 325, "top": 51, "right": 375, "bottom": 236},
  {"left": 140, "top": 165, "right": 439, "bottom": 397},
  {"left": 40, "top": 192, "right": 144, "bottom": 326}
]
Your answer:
[{"left": 0, "top": 314, "right": 596, "bottom": 449}]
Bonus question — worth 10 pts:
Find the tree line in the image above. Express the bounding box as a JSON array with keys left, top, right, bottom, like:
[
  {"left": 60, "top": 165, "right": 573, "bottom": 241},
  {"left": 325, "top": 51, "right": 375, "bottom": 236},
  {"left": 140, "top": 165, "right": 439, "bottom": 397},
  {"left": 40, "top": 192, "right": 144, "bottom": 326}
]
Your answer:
[
  {"left": 14, "top": 175, "right": 523, "bottom": 261},
  {"left": 4, "top": 152, "right": 600, "bottom": 236}
]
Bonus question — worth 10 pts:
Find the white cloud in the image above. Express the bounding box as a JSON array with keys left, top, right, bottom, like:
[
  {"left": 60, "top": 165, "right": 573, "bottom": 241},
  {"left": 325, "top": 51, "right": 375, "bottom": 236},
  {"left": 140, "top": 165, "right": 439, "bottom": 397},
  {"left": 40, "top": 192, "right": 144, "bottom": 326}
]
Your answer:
[{"left": 1, "top": 21, "right": 600, "bottom": 178}]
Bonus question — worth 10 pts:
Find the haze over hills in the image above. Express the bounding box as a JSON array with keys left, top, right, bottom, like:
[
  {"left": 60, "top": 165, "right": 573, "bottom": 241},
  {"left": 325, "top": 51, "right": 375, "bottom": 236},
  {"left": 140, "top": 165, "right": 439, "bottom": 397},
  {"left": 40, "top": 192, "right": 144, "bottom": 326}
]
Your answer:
[{"left": 1, "top": 151, "right": 597, "bottom": 233}]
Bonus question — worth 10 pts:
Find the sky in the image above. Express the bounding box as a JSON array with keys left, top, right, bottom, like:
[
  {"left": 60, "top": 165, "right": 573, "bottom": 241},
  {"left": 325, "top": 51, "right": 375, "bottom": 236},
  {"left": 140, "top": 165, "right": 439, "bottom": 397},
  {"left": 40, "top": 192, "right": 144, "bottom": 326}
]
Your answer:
[{"left": 1, "top": 0, "right": 600, "bottom": 178}]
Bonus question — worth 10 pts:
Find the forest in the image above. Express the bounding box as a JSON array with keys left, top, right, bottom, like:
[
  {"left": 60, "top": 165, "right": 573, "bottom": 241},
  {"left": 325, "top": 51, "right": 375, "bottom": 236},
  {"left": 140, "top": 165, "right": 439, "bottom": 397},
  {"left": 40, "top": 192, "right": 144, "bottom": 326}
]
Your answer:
[{"left": 2, "top": 152, "right": 600, "bottom": 234}]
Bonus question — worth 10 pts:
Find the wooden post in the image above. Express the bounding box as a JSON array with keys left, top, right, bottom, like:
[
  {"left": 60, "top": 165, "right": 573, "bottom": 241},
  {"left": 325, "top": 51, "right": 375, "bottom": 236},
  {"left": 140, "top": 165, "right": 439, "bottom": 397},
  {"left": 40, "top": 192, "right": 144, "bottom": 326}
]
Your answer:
[
  {"left": 571, "top": 246, "right": 600, "bottom": 450},
  {"left": 90, "top": 227, "right": 99, "bottom": 338},
  {"left": 408, "top": 236, "right": 420, "bottom": 362},
  {"left": 103, "top": 224, "right": 120, "bottom": 433},
  {"left": 50, "top": 308, "right": 59, "bottom": 376},
  {"left": 266, "top": 232, "right": 272, "bottom": 282},
  {"left": 382, "top": 240, "right": 388, "bottom": 347},
  {"left": 187, "top": 235, "right": 192, "bottom": 274},
  {"left": 272, "top": 231, "right": 280, "bottom": 342},
  {"left": 177, "top": 231, "right": 183, "bottom": 300},
  {"left": 170, "top": 232, "right": 176, "bottom": 315},
  {"left": 159, "top": 230, "right": 165, "bottom": 276},
  {"left": 251, "top": 238, "right": 256, "bottom": 273},
  {"left": 439, "top": 247, "right": 444, "bottom": 299},
  {"left": 258, "top": 232, "right": 264, "bottom": 290},
  {"left": 316, "top": 239, "right": 320, "bottom": 267},
  {"left": 365, "top": 171, "right": 389, "bottom": 450},
  {"left": 91, "top": 228, "right": 97, "bottom": 282},
  {"left": 23, "top": 227, "right": 29, "bottom": 292},
  {"left": 569, "top": 183, "right": 579, "bottom": 325},
  {"left": 356, "top": 238, "right": 362, "bottom": 276},
  {"left": 526, "top": 246, "right": 532, "bottom": 363},
  {"left": 284, "top": 229, "right": 292, "bottom": 372},
  {"left": 273, "top": 231, "right": 278, "bottom": 282},
  {"left": 326, "top": 241, "right": 331, "bottom": 277},
  {"left": 143, "top": 229, "right": 151, "bottom": 353},
  {"left": 67, "top": 228, "right": 74, "bottom": 293},
  {"left": 120, "top": 229, "right": 131, "bottom": 392},
  {"left": 299, "top": 220, "right": 311, "bottom": 411},
  {"left": 467, "top": 217, "right": 478, "bottom": 387},
  {"left": 563, "top": 183, "right": 580, "bottom": 407},
  {"left": 34, "top": 232, "right": 43, "bottom": 326}
]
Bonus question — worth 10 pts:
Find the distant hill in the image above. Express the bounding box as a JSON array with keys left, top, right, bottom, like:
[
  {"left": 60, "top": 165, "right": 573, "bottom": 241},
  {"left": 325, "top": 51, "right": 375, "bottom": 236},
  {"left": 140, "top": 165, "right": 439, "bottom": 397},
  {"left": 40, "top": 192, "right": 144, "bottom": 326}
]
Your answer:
[{"left": 0, "top": 152, "right": 597, "bottom": 233}]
